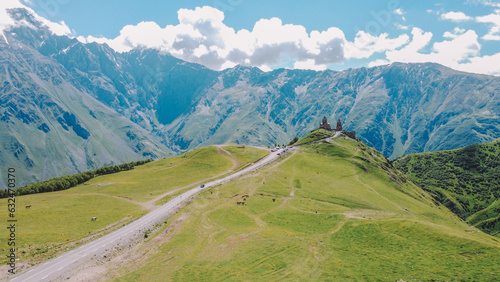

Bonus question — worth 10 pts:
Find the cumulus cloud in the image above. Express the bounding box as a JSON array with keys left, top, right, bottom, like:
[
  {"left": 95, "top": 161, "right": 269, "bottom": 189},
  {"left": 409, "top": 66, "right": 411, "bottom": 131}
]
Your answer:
[
  {"left": 371, "top": 27, "right": 500, "bottom": 75},
  {"left": 3, "top": 3, "right": 499, "bottom": 76},
  {"left": 477, "top": 10, "right": 500, "bottom": 40},
  {"left": 78, "top": 6, "right": 409, "bottom": 71},
  {"left": 386, "top": 28, "right": 480, "bottom": 67},
  {"left": 441, "top": 11, "right": 473, "bottom": 21},
  {"left": 0, "top": 0, "right": 71, "bottom": 37},
  {"left": 345, "top": 31, "right": 409, "bottom": 59},
  {"left": 443, "top": 27, "right": 466, "bottom": 38},
  {"left": 294, "top": 59, "right": 327, "bottom": 71},
  {"left": 456, "top": 52, "right": 500, "bottom": 75}
]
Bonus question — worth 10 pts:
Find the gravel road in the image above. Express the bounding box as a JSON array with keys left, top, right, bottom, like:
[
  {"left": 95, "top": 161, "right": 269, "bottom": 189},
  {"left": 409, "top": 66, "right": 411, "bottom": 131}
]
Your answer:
[{"left": 9, "top": 149, "right": 285, "bottom": 282}]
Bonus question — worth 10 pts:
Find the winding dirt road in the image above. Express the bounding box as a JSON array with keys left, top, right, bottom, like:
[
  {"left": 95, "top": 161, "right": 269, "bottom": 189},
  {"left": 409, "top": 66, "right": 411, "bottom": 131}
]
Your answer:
[{"left": 9, "top": 148, "right": 285, "bottom": 282}]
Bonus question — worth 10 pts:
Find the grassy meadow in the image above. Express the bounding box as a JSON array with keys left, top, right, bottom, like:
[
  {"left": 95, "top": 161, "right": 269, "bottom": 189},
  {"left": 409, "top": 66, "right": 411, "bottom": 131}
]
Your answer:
[
  {"left": 2, "top": 194, "right": 146, "bottom": 264},
  {"left": 222, "top": 145, "right": 269, "bottom": 168},
  {"left": 64, "top": 146, "right": 235, "bottom": 203},
  {"left": 0, "top": 145, "right": 268, "bottom": 267},
  {"left": 295, "top": 129, "right": 334, "bottom": 145},
  {"left": 108, "top": 138, "right": 500, "bottom": 281}
]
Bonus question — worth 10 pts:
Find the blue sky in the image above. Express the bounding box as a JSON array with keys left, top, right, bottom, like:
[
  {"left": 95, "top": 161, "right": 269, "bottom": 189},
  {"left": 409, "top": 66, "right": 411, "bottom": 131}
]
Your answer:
[{"left": 3, "top": 0, "right": 500, "bottom": 74}]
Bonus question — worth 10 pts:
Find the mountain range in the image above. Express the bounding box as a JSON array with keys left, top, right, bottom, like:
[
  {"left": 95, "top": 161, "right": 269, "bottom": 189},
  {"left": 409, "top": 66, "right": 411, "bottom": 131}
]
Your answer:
[{"left": 1, "top": 7, "right": 499, "bottom": 186}]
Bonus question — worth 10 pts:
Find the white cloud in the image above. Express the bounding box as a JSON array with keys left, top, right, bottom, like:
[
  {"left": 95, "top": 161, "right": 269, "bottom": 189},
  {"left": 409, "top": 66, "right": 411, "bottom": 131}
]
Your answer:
[
  {"left": 466, "top": 0, "right": 500, "bottom": 8},
  {"left": 294, "top": 59, "right": 326, "bottom": 71},
  {"left": 0, "top": 0, "right": 25, "bottom": 34},
  {"left": 345, "top": 31, "right": 409, "bottom": 59},
  {"left": 374, "top": 27, "right": 500, "bottom": 75},
  {"left": 0, "top": 0, "right": 71, "bottom": 36},
  {"left": 258, "top": 65, "right": 272, "bottom": 72},
  {"left": 427, "top": 9, "right": 440, "bottom": 16},
  {"left": 394, "top": 8, "right": 404, "bottom": 16},
  {"left": 368, "top": 59, "right": 390, "bottom": 67},
  {"left": 385, "top": 28, "right": 433, "bottom": 60},
  {"left": 441, "top": 11, "right": 473, "bottom": 21},
  {"left": 456, "top": 52, "right": 500, "bottom": 75},
  {"left": 443, "top": 27, "right": 466, "bottom": 38},
  {"left": 77, "top": 6, "right": 408, "bottom": 71},
  {"left": 386, "top": 28, "right": 480, "bottom": 67},
  {"left": 476, "top": 10, "right": 500, "bottom": 40},
  {"left": 77, "top": 35, "right": 108, "bottom": 45},
  {"left": 38, "top": 16, "right": 71, "bottom": 36},
  {"left": 5, "top": 4, "right": 498, "bottom": 76},
  {"left": 394, "top": 23, "right": 410, "bottom": 30}
]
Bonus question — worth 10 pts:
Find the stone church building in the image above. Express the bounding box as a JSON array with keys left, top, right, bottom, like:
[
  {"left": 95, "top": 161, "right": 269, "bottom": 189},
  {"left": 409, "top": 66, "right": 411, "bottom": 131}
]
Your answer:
[{"left": 317, "top": 117, "right": 356, "bottom": 139}]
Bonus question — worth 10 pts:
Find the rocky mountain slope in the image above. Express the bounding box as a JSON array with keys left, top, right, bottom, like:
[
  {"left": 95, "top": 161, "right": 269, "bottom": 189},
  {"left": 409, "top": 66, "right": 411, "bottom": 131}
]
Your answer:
[
  {"left": 174, "top": 63, "right": 500, "bottom": 158},
  {"left": 1, "top": 7, "right": 499, "bottom": 185},
  {"left": 0, "top": 9, "right": 172, "bottom": 186}
]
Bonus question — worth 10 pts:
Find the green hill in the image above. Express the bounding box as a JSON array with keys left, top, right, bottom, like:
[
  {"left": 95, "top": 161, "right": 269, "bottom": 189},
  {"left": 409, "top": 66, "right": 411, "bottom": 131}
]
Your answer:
[
  {"left": 393, "top": 139, "right": 500, "bottom": 237},
  {"left": 0, "top": 145, "right": 268, "bottom": 268},
  {"left": 102, "top": 136, "right": 500, "bottom": 281},
  {"left": 294, "top": 129, "right": 335, "bottom": 145}
]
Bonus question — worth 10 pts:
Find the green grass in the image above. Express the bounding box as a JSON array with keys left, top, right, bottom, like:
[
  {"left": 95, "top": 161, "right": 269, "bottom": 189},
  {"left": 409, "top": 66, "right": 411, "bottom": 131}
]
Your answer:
[
  {"left": 112, "top": 137, "right": 500, "bottom": 281},
  {"left": 467, "top": 199, "right": 500, "bottom": 237},
  {"left": 0, "top": 145, "right": 270, "bottom": 267},
  {"left": 62, "top": 146, "right": 234, "bottom": 203},
  {"left": 393, "top": 138, "right": 500, "bottom": 236},
  {"left": 0, "top": 193, "right": 146, "bottom": 263},
  {"left": 295, "top": 129, "right": 334, "bottom": 145},
  {"left": 222, "top": 145, "right": 269, "bottom": 167}
]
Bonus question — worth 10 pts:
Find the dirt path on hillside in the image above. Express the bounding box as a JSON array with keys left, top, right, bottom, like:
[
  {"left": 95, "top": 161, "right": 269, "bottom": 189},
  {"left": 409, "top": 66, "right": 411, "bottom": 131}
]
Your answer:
[
  {"left": 216, "top": 145, "right": 240, "bottom": 171},
  {"left": 267, "top": 149, "right": 297, "bottom": 171},
  {"left": 280, "top": 186, "right": 295, "bottom": 207},
  {"left": 351, "top": 164, "right": 408, "bottom": 213},
  {"left": 144, "top": 146, "right": 241, "bottom": 208},
  {"left": 85, "top": 193, "right": 154, "bottom": 210},
  {"left": 73, "top": 213, "right": 190, "bottom": 281}
]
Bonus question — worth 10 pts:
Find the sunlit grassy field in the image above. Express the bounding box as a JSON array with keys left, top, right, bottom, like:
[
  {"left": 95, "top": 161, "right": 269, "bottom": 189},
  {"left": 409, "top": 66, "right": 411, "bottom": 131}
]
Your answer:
[
  {"left": 0, "top": 194, "right": 146, "bottom": 265},
  {"left": 222, "top": 145, "right": 269, "bottom": 168},
  {"left": 295, "top": 129, "right": 334, "bottom": 145},
  {"left": 0, "top": 145, "right": 268, "bottom": 267},
  {"left": 112, "top": 138, "right": 500, "bottom": 281},
  {"left": 64, "top": 146, "right": 235, "bottom": 202}
]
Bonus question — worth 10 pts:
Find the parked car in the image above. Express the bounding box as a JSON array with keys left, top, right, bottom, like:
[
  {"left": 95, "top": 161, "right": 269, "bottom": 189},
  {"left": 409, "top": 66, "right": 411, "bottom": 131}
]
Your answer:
[{"left": 200, "top": 184, "right": 205, "bottom": 188}]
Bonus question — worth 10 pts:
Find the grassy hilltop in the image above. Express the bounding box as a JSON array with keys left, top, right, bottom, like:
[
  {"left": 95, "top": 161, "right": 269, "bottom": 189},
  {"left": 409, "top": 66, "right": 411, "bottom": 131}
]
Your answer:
[
  {"left": 97, "top": 132, "right": 500, "bottom": 281},
  {"left": 0, "top": 145, "right": 268, "bottom": 269},
  {"left": 393, "top": 138, "right": 500, "bottom": 237}
]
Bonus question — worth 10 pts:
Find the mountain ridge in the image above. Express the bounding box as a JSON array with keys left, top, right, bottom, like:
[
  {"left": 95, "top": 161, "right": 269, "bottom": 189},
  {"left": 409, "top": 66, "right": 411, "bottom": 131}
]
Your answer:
[{"left": 1, "top": 7, "right": 499, "bottom": 185}]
